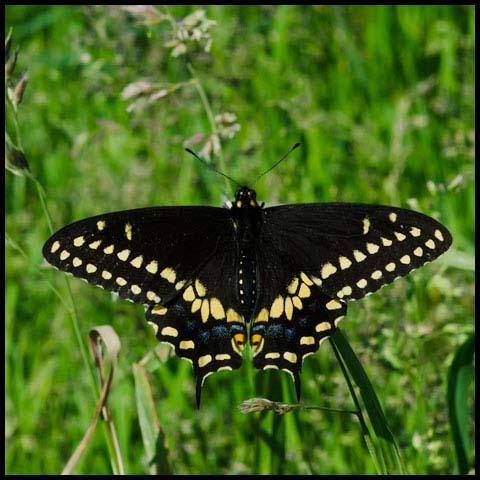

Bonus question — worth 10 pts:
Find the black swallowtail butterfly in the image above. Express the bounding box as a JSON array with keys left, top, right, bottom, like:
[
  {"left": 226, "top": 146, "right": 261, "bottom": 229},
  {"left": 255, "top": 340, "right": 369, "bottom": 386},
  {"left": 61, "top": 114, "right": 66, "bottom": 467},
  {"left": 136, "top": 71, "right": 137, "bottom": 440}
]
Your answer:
[{"left": 43, "top": 178, "right": 451, "bottom": 406}]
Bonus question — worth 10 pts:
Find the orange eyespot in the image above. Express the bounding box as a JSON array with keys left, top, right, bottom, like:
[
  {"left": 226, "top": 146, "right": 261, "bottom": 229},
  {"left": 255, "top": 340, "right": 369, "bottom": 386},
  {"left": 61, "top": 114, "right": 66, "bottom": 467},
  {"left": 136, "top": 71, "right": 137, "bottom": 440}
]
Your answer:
[
  {"left": 250, "top": 333, "right": 264, "bottom": 354},
  {"left": 232, "top": 333, "right": 246, "bottom": 353}
]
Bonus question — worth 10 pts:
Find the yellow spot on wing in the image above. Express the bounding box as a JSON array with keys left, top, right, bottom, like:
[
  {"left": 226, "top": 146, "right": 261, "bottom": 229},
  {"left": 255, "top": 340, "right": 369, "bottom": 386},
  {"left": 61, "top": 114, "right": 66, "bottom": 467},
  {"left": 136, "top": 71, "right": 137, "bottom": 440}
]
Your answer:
[
  {"left": 300, "top": 272, "right": 313, "bottom": 286},
  {"left": 362, "top": 216, "right": 370, "bottom": 234},
  {"left": 201, "top": 299, "right": 210, "bottom": 323},
  {"left": 400, "top": 254, "right": 411, "bottom": 264},
  {"left": 88, "top": 240, "right": 101, "bottom": 250},
  {"left": 116, "top": 277, "right": 127, "bottom": 286},
  {"left": 284, "top": 296, "right": 293, "bottom": 320},
  {"left": 326, "top": 299, "right": 342, "bottom": 310},
  {"left": 86, "top": 263, "right": 97, "bottom": 273},
  {"left": 103, "top": 244, "right": 114, "bottom": 254},
  {"left": 270, "top": 295, "right": 284, "bottom": 318},
  {"left": 160, "top": 267, "right": 176, "bottom": 284},
  {"left": 227, "top": 308, "right": 242, "bottom": 322},
  {"left": 292, "top": 296, "right": 302, "bottom": 310},
  {"left": 389, "top": 212, "right": 397, "bottom": 223},
  {"left": 316, "top": 321, "right": 331, "bottom": 332},
  {"left": 102, "top": 270, "right": 112, "bottom": 280},
  {"left": 161, "top": 326, "right": 178, "bottom": 337},
  {"left": 353, "top": 250, "right": 366, "bottom": 262},
  {"left": 210, "top": 297, "right": 225, "bottom": 319},
  {"left": 371, "top": 270, "right": 382, "bottom": 280},
  {"left": 356, "top": 278, "right": 367, "bottom": 288},
  {"left": 73, "top": 237, "right": 84, "bottom": 247},
  {"left": 385, "top": 262, "right": 396, "bottom": 272},
  {"left": 152, "top": 305, "right": 167, "bottom": 315},
  {"left": 287, "top": 277, "right": 299, "bottom": 294},
  {"left": 146, "top": 260, "right": 158, "bottom": 274},
  {"left": 130, "top": 255, "right": 143, "bottom": 268},
  {"left": 298, "top": 283, "right": 311, "bottom": 298},
  {"left": 300, "top": 336, "right": 315, "bottom": 345},
  {"left": 394, "top": 231, "right": 406, "bottom": 242},
  {"left": 215, "top": 353, "right": 231, "bottom": 361},
  {"left": 342, "top": 285, "right": 353, "bottom": 296},
  {"left": 255, "top": 308, "right": 269, "bottom": 322},
  {"left": 195, "top": 279, "right": 206, "bottom": 297},
  {"left": 131, "top": 284, "right": 141, "bottom": 295},
  {"left": 117, "top": 249, "right": 130, "bottom": 261},
  {"left": 339, "top": 256, "right": 352, "bottom": 270},
  {"left": 51, "top": 240, "right": 61, "bottom": 253},
  {"left": 97, "top": 220, "right": 106, "bottom": 231},
  {"left": 283, "top": 352, "right": 297, "bottom": 363},
  {"left": 366, "top": 242, "right": 379, "bottom": 254},
  {"left": 198, "top": 354, "right": 212, "bottom": 367},
  {"left": 72, "top": 257, "right": 82, "bottom": 267},
  {"left": 147, "top": 291, "right": 161, "bottom": 303},
  {"left": 179, "top": 340, "right": 195, "bottom": 349},
  {"left": 381, "top": 237, "right": 393, "bottom": 247},
  {"left": 125, "top": 223, "right": 132, "bottom": 241},
  {"left": 265, "top": 352, "right": 280, "bottom": 359},
  {"left": 183, "top": 286, "right": 195, "bottom": 302},
  {"left": 60, "top": 250, "right": 70, "bottom": 261},
  {"left": 191, "top": 298, "right": 202, "bottom": 313},
  {"left": 425, "top": 239, "right": 436, "bottom": 249},
  {"left": 321, "top": 262, "right": 337, "bottom": 279},
  {"left": 413, "top": 246, "right": 423, "bottom": 257},
  {"left": 410, "top": 227, "right": 421, "bottom": 237},
  {"left": 434, "top": 229, "right": 444, "bottom": 242}
]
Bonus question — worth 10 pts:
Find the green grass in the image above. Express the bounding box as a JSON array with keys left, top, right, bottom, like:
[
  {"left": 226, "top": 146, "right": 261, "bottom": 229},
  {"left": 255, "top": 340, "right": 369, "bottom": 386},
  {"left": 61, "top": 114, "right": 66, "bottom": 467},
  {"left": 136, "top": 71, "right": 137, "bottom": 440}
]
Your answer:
[{"left": 5, "top": 5, "right": 474, "bottom": 475}]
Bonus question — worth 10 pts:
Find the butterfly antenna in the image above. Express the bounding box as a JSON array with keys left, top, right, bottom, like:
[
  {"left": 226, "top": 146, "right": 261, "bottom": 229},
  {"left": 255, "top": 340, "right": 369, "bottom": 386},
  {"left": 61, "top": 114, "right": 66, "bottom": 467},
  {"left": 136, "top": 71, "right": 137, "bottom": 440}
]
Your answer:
[
  {"left": 185, "top": 148, "right": 241, "bottom": 188},
  {"left": 252, "top": 142, "right": 301, "bottom": 186}
]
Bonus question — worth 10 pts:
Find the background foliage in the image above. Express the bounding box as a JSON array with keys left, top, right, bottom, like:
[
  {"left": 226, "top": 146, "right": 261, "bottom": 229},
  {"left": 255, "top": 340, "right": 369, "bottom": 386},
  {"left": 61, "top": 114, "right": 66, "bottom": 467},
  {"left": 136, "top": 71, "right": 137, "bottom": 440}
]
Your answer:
[{"left": 5, "top": 5, "right": 474, "bottom": 475}]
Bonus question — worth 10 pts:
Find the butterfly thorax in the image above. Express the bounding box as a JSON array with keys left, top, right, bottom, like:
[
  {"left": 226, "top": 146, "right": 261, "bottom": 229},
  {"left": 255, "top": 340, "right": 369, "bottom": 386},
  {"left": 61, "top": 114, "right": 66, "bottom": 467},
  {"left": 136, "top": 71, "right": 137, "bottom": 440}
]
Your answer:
[{"left": 230, "top": 186, "right": 262, "bottom": 320}]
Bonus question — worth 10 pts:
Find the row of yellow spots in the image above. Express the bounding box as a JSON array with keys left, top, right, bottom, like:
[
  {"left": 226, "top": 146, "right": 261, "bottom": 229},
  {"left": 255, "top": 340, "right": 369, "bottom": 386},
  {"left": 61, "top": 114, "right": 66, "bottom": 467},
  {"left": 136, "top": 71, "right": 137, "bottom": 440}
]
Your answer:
[
  {"left": 336, "top": 228, "right": 445, "bottom": 297},
  {"left": 56, "top": 226, "right": 191, "bottom": 302}
]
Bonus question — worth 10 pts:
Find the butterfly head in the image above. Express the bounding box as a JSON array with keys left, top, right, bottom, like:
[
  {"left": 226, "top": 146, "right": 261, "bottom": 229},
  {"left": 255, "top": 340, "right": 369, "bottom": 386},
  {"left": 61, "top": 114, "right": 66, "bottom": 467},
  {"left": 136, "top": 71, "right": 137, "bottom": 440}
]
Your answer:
[{"left": 234, "top": 186, "right": 260, "bottom": 209}]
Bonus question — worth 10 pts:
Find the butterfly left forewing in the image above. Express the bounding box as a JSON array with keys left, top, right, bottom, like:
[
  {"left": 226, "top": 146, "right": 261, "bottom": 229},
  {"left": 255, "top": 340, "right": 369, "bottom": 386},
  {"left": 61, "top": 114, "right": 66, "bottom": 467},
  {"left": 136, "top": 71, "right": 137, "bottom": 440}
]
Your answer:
[{"left": 43, "top": 206, "right": 232, "bottom": 306}]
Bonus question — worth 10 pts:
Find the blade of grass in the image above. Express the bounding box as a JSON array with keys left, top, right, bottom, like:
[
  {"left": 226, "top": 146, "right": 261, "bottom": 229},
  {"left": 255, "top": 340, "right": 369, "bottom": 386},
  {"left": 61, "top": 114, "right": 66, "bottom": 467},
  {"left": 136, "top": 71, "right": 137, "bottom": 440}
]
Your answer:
[
  {"left": 331, "top": 329, "right": 406, "bottom": 474},
  {"left": 132, "top": 361, "right": 172, "bottom": 474},
  {"left": 447, "top": 333, "right": 474, "bottom": 474}
]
